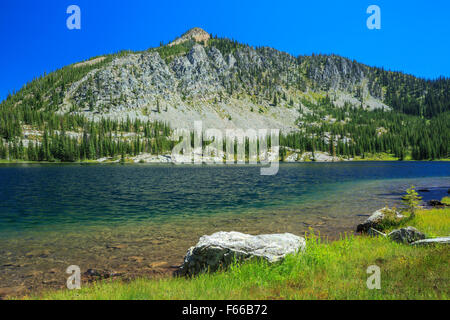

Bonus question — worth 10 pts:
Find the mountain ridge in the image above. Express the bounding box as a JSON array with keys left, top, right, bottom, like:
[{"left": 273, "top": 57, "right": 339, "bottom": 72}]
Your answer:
[
  {"left": 0, "top": 28, "right": 449, "bottom": 162},
  {"left": 169, "top": 27, "right": 211, "bottom": 47},
  {"left": 4, "top": 27, "right": 450, "bottom": 120}
]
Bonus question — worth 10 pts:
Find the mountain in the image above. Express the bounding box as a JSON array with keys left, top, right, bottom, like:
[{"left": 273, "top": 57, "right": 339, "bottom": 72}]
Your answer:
[
  {"left": 168, "top": 27, "right": 211, "bottom": 46},
  {"left": 0, "top": 28, "right": 449, "bottom": 162}
]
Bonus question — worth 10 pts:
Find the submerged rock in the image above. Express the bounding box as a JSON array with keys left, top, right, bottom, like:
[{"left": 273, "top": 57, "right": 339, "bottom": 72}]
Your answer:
[
  {"left": 83, "top": 269, "right": 122, "bottom": 281},
  {"left": 356, "top": 208, "right": 404, "bottom": 233},
  {"left": 106, "top": 244, "right": 128, "bottom": 250},
  {"left": 388, "top": 227, "right": 426, "bottom": 244},
  {"left": 176, "top": 231, "right": 305, "bottom": 277},
  {"left": 411, "top": 237, "right": 450, "bottom": 246}
]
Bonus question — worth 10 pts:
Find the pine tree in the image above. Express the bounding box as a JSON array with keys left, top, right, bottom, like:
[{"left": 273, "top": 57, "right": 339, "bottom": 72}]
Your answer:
[{"left": 402, "top": 186, "right": 422, "bottom": 218}]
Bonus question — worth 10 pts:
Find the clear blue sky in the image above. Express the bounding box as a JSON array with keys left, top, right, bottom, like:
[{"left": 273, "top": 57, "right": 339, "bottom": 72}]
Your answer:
[{"left": 1, "top": 0, "right": 449, "bottom": 101}]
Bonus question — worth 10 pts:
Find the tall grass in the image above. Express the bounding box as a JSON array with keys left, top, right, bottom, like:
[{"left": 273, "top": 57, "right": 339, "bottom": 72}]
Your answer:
[{"left": 441, "top": 197, "right": 450, "bottom": 206}]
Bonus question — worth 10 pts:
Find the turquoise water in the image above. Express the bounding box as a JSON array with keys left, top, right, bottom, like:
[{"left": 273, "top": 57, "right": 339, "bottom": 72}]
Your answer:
[
  {"left": 1, "top": 162, "right": 448, "bottom": 233},
  {"left": 0, "top": 162, "right": 449, "bottom": 294}
]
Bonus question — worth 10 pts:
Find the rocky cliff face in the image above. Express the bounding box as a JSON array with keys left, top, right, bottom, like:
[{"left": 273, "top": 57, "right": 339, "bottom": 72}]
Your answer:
[
  {"left": 169, "top": 27, "right": 211, "bottom": 47},
  {"left": 59, "top": 28, "right": 395, "bottom": 131}
]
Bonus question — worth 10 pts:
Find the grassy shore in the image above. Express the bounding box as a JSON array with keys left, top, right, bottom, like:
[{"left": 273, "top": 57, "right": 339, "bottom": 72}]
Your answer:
[
  {"left": 1, "top": 153, "right": 450, "bottom": 164},
  {"left": 1, "top": 159, "right": 450, "bottom": 164},
  {"left": 27, "top": 203, "right": 449, "bottom": 300}
]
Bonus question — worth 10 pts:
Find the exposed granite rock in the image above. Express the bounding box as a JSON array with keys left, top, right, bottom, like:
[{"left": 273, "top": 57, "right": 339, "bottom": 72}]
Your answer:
[
  {"left": 187, "top": 44, "right": 208, "bottom": 66},
  {"left": 176, "top": 231, "right": 305, "bottom": 277},
  {"left": 388, "top": 227, "right": 426, "bottom": 244},
  {"left": 169, "top": 27, "right": 210, "bottom": 47},
  {"left": 226, "top": 53, "right": 236, "bottom": 68},
  {"left": 63, "top": 27, "right": 390, "bottom": 132},
  {"left": 356, "top": 208, "right": 404, "bottom": 233},
  {"left": 208, "top": 47, "right": 227, "bottom": 72}
]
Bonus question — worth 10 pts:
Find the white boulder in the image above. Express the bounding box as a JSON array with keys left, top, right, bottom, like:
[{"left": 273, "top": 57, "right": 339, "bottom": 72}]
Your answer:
[{"left": 176, "top": 231, "right": 306, "bottom": 276}]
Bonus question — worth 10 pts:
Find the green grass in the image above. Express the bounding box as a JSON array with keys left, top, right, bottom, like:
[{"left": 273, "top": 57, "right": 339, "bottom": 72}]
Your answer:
[
  {"left": 28, "top": 206, "right": 450, "bottom": 300},
  {"left": 351, "top": 152, "right": 449, "bottom": 162},
  {"left": 353, "top": 152, "right": 400, "bottom": 161},
  {"left": 442, "top": 197, "right": 450, "bottom": 206},
  {"left": 394, "top": 207, "right": 450, "bottom": 238}
]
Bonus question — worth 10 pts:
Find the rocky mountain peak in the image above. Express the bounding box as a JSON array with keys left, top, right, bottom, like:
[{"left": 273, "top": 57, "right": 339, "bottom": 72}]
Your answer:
[{"left": 169, "top": 27, "right": 210, "bottom": 47}]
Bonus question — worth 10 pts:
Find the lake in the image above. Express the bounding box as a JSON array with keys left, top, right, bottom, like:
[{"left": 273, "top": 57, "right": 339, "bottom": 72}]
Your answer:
[{"left": 0, "top": 162, "right": 449, "bottom": 294}]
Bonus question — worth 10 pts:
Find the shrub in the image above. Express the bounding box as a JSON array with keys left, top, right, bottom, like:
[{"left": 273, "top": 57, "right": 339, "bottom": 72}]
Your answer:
[{"left": 402, "top": 186, "right": 422, "bottom": 218}]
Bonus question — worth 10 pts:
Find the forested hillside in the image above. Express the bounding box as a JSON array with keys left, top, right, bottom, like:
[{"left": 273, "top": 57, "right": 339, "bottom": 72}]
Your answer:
[{"left": 1, "top": 28, "right": 449, "bottom": 162}]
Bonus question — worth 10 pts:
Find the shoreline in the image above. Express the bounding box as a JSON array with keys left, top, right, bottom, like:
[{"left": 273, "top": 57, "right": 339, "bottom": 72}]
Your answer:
[
  {"left": 1, "top": 149, "right": 450, "bottom": 165},
  {"left": 0, "top": 211, "right": 358, "bottom": 300},
  {"left": 1, "top": 158, "right": 449, "bottom": 165},
  {"left": 0, "top": 165, "right": 448, "bottom": 299},
  {"left": 0, "top": 224, "right": 369, "bottom": 299},
  {"left": 3, "top": 197, "right": 449, "bottom": 300},
  {"left": 21, "top": 202, "right": 450, "bottom": 300}
]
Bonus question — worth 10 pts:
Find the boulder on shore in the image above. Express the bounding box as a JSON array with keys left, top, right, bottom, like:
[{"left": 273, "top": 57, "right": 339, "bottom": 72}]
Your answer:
[
  {"left": 356, "top": 208, "right": 404, "bottom": 233},
  {"left": 388, "top": 227, "right": 426, "bottom": 244},
  {"left": 176, "top": 231, "right": 305, "bottom": 277}
]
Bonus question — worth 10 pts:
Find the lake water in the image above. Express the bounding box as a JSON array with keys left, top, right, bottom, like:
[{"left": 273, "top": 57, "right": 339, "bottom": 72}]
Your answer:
[{"left": 0, "top": 162, "right": 449, "bottom": 295}]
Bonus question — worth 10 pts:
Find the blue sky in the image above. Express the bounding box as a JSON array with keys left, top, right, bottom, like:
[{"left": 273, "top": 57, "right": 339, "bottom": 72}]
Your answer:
[{"left": 1, "top": 0, "right": 449, "bottom": 100}]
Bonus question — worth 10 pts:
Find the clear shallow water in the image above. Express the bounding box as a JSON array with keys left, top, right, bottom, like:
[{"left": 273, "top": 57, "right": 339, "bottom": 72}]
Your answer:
[{"left": 0, "top": 162, "right": 449, "bottom": 294}]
